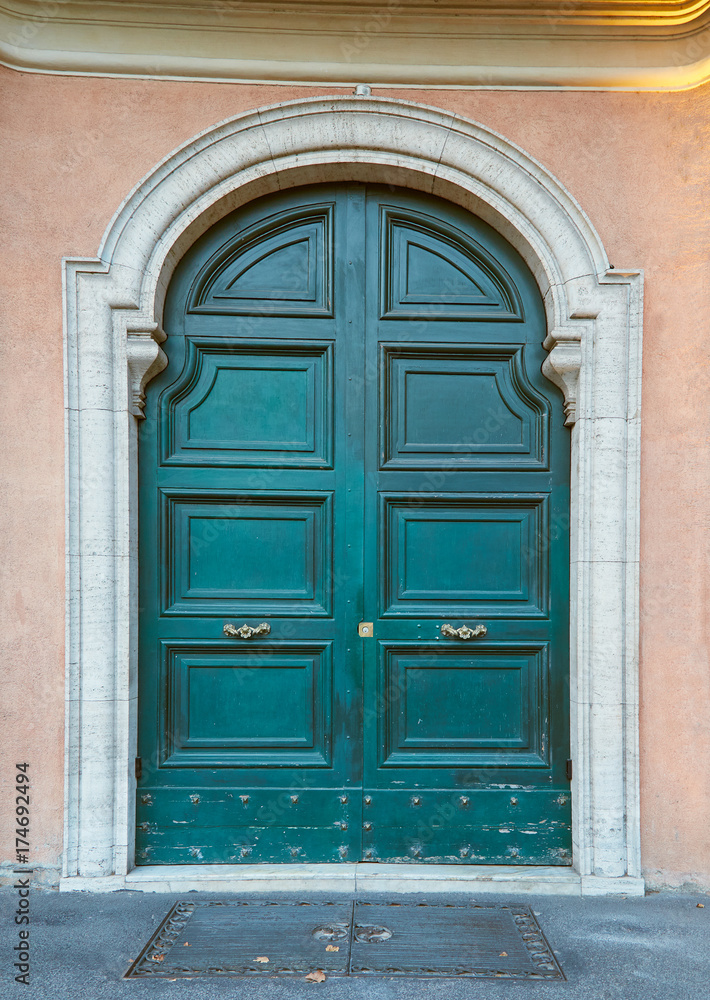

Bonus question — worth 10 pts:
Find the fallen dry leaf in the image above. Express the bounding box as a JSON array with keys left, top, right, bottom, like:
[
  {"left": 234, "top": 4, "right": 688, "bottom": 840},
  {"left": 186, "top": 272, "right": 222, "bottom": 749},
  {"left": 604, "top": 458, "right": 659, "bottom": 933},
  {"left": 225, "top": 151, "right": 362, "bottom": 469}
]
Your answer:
[
  {"left": 325, "top": 945, "right": 339, "bottom": 952},
  {"left": 697, "top": 903, "right": 705, "bottom": 908},
  {"left": 305, "top": 970, "right": 327, "bottom": 983},
  {"left": 183, "top": 942, "right": 190, "bottom": 947},
  {"left": 499, "top": 951, "right": 508, "bottom": 957},
  {"left": 255, "top": 956, "right": 270, "bottom": 963},
  {"left": 150, "top": 955, "right": 164, "bottom": 962}
]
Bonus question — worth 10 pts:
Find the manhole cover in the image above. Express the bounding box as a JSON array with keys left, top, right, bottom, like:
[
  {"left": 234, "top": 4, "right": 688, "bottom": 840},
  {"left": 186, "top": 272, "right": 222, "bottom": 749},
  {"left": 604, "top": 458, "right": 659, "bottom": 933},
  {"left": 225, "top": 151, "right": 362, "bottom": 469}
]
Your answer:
[{"left": 125, "top": 899, "right": 564, "bottom": 980}]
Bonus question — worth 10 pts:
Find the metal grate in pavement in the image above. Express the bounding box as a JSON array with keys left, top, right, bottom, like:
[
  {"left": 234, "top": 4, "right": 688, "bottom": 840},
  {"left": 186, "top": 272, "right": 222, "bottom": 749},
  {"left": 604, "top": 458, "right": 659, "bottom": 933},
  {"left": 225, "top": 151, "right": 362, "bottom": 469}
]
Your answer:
[{"left": 124, "top": 899, "right": 564, "bottom": 980}]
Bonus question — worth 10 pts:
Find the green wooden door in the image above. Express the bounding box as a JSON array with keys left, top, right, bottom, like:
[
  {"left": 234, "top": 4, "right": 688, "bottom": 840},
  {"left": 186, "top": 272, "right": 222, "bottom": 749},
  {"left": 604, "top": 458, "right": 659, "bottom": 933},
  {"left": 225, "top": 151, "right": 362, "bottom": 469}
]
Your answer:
[{"left": 136, "top": 184, "right": 572, "bottom": 866}]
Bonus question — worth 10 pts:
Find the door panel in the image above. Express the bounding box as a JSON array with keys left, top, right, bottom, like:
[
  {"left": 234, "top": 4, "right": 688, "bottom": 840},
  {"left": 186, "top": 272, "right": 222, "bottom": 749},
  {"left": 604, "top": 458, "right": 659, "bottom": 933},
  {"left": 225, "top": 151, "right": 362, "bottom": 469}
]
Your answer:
[
  {"left": 137, "top": 186, "right": 366, "bottom": 865},
  {"left": 162, "top": 490, "right": 333, "bottom": 616},
  {"left": 137, "top": 184, "right": 571, "bottom": 866},
  {"left": 377, "top": 642, "right": 548, "bottom": 766},
  {"left": 381, "top": 208, "right": 523, "bottom": 319},
  {"left": 189, "top": 203, "right": 333, "bottom": 315},
  {"left": 362, "top": 188, "right": 570, "bottom": 865},
  {"left": 381, "top": 494, "right": 548, "bottom": 617},
  {"left": 161, "top": 642, "right": 332, "bottom": 767},
  {"left": 163, "top": 339, "right": 334, "bottom": 467},
  {"left": 360, "top": 789, "right": 571, "bottom": 864},
  {"left": 381, "top": 344, "right": 547, "bottom": 468}
]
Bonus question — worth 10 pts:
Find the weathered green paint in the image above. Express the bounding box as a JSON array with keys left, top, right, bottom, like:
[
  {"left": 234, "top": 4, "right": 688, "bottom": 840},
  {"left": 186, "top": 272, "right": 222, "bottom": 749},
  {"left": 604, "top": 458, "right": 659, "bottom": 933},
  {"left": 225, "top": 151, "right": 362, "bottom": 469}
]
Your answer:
[{"left": 136, "top": 184, "right": 571, "bottom": 866}]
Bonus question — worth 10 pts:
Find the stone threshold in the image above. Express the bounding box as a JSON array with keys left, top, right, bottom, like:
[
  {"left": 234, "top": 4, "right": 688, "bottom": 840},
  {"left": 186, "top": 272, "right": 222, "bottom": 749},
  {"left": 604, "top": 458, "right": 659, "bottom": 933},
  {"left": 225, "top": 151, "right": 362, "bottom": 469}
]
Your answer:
[{"left": 59, "top": 864, "right": 645, "bottom": 896}]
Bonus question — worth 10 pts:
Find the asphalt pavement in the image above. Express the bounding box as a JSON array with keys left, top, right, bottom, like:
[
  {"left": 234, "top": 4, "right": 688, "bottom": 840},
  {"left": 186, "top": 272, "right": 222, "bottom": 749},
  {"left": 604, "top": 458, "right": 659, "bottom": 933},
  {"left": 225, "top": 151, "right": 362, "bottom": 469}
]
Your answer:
[{"left": 1, "top": 886, "right": 707, "bottom": 999}]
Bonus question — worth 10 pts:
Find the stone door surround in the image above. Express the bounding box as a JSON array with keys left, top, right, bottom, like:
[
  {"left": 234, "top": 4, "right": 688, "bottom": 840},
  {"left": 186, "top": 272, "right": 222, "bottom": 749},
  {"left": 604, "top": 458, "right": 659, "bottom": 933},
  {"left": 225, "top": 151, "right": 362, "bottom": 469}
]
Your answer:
[{"left": 62, "top": 96, "right": 643, "bottom": 895}]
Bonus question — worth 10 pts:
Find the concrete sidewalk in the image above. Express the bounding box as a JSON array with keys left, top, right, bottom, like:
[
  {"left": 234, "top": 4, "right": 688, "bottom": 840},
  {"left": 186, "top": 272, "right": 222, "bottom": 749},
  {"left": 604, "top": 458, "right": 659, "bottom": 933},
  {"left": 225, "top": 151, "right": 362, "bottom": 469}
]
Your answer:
[{"left": 1, "top": 887, "right": 707, "bottom": 999}]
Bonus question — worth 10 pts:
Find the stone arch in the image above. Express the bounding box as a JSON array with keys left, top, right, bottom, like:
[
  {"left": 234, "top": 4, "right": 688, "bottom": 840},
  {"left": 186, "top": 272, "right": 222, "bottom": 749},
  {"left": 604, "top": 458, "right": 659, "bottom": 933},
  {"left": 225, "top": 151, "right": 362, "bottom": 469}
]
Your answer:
[{"left": 63, "top": 96, "right": 643, "bottom": 893}]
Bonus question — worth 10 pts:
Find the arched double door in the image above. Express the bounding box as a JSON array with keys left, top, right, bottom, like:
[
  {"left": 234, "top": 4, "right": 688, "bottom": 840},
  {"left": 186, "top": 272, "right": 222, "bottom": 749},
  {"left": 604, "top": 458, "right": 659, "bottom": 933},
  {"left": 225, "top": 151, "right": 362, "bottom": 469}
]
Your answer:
[{"left": 136, "top": 184, "right": 572, "bottom": 866}]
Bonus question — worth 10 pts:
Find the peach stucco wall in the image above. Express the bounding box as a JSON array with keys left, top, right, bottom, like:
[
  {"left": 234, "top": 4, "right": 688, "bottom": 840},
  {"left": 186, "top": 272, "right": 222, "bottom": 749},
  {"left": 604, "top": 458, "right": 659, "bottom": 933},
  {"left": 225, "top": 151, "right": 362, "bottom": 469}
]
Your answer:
[{"left": 1, "top": 67, "right": 708, "bottom": 888}]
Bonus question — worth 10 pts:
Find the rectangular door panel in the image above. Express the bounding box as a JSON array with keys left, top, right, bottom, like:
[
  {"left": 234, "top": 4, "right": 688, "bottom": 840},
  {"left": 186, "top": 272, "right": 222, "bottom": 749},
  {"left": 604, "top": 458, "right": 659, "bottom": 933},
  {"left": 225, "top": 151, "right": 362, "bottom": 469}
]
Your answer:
[
  {"left": 162, "top": 490, "right": 333, "bottom": 616},
  {"left": 381, "top": 494, "right": 548, "bottom": 618},
  {"left": 377, "top": 642, "right": 548, "bottom": 769},
  {"left": 160, "top": 641, "right": 332, "bottom": 768}
]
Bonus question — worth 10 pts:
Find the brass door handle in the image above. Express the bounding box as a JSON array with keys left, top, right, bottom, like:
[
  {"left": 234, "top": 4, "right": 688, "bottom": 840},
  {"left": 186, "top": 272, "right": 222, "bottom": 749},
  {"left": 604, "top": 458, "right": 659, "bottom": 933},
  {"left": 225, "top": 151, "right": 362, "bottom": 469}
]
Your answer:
[
  {"left": 441, "top": 623, "right": 487, "bottom": 640},
  {"left": 223, "top": 622, "right": 271, "bottom": 639}
]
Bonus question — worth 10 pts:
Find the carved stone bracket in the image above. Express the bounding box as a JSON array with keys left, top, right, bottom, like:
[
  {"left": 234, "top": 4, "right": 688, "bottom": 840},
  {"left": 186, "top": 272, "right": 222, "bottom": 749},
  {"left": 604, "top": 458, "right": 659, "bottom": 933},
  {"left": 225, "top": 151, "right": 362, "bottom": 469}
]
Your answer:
[
  {"left": 542, "top": 327, "right": 583, "bottom": 426},
  {"left": 126, "top": 322, "right": 168, "bottom": 418}
]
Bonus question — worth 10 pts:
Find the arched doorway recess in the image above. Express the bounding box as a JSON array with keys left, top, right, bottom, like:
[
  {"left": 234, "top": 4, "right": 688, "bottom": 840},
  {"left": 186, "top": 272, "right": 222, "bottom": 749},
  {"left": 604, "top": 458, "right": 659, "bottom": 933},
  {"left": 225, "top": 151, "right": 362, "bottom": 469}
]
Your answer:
[{"left": 62, "top": 96, "right": 643, "bottom": 894}]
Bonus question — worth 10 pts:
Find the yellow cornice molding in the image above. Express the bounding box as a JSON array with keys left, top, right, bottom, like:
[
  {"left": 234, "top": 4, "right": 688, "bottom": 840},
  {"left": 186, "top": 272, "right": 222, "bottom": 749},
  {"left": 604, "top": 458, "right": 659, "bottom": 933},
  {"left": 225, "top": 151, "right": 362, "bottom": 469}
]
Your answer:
[
  {"left": 5, "top": 1, "right": 710, "bottom": 27},
  {"left": 3, "top": 0, "right": 710, "bottom": 89},
  {"left": 6, "top": 0, "right": 710, "bottom": 30}
]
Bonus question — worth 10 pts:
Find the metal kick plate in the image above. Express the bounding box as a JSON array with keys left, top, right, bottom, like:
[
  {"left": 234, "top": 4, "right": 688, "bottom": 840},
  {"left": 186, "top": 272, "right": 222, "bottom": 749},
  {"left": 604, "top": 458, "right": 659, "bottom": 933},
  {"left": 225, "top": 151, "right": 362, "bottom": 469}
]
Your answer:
[{"left": 124, "top": 900, "right": 564, "bottom": 980}]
